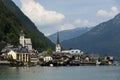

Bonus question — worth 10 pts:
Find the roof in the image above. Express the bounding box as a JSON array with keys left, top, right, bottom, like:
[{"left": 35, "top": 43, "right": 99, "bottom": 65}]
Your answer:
[
  {"left": 1, "top": 49, "right": 7, "bottom": 53},
  {"left": 16, "top": 48, "right": 29, "bottom": 54},
  {"left": 8, "top": 48, "right": 30, "bottom": 54},
  {"left": 25, "top": 38, "right": 32, "bottom": 44}
]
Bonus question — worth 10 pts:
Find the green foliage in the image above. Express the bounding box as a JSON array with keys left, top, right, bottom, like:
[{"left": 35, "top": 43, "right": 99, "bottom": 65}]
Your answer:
[
  {"left": 0, "top": 0, "right": 21, "bottom": 50},
  {"left": 0, "top": 0, "right": 54, "bottom": 52},
  {"left": 46, "top": 48, "right": 52, "bottom": 56}
]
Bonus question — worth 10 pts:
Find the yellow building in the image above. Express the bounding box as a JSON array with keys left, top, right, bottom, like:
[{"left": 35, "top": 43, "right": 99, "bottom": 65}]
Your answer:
[{"left": 7, "top": 50, "right": 30, "bottom": 64}]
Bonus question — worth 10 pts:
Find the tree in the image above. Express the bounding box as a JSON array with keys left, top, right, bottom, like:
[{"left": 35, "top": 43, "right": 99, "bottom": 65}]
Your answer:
[{"left": 46, "top": 48, "right": 52, "bottom": 56}]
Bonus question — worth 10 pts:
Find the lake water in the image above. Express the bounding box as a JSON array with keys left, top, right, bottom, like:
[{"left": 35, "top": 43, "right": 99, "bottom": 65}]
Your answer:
[{"left": 0, "top": 66, "right": 120, "bottom": 80}]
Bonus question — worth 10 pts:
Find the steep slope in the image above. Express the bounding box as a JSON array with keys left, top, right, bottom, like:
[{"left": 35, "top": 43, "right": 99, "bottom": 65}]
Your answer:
[
  {"left": 62, "top": 13, "right": 120, "bottom": 56},
  {"left": 48, "top": 27, "right": 91, "bottom": 43},
  {"left": 0, "top": 0, "right": 54, "bottom": 52}
]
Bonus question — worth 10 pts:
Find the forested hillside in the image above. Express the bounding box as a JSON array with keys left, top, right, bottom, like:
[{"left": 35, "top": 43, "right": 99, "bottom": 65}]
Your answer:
[{"left": 0, "top": 0, "right": 54, "bottom": 52}]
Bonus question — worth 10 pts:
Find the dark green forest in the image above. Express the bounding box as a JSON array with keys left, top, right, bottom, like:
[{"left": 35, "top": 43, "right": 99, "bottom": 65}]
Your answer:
[{"left": 0, "top": 0, "right": 54, "bottom": 52}]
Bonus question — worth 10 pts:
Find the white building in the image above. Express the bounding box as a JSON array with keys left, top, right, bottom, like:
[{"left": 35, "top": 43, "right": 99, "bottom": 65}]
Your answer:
[
  {"left": 19, "top": 30, "right": 32, "bottom": 51},
  {"left": 62, "top": 49, "right": 84, "bottom": 55},
  {"left": 7, "top": 50, "right": 17, "bottom": 60},
  {"left": 43, "top": 56, "right": 53, "bottom": 62},
  {"left": 62, "top": 50, "right": 70, "bottom": 53},
  {"left": 70, "top": 49, "right": 84, "bottom": 55}
]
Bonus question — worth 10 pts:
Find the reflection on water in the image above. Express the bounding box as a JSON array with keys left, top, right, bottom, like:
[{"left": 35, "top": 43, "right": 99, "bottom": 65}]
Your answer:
[{"left": 0, "top": 66, "right": 120, "bottom": 80}]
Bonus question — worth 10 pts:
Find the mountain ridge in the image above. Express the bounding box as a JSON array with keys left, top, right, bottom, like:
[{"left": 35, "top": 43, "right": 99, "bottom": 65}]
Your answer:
[
  {"left": 62, "top": 13, "right": 120, "bottom": 56},
  {"left": 48, "top": 27, "right": 91, "bottom": 43},
  {"left": 0, "top": 0, "right": 54, "bottom": 52}
]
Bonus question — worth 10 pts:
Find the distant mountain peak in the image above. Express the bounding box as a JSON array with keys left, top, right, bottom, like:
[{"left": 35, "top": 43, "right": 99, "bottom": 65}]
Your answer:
[{"left": 48, "top": 27, "right": 92, "bottom": 43}]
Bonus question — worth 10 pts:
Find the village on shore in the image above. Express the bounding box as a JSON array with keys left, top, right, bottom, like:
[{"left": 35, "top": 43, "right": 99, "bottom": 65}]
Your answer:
[{"left": 0, "top": 30, "right": 114, "bottom": 67}]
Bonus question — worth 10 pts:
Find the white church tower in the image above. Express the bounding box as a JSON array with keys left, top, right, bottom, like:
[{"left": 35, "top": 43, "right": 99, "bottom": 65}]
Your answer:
[
  {"left": 19, "top": 30, "right": 25, "bottom": 47},
  {"left": 19, "top": 30, "right": 33, "bottom": 51},
  {"left": 56, "top": 32, "right": 61, "bottom": 53}
]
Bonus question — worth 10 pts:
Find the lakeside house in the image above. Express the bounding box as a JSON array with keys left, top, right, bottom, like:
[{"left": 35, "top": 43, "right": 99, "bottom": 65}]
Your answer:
[
  {"left": 0, "top": 31, "right": 38, "bottom": 66},
  {"left": 43, "top": 56, "right": 53, "bottom": 62},
  {"left": 7, "top": 48, "right": 30, "bottom": 65}
]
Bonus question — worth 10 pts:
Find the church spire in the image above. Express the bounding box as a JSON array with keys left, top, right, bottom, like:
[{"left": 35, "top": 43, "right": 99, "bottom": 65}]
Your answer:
[
  {"left": 57, "top": 32, "right": 60, "bottom": 44},
  {"left": 56, "top": 32, "right": 61, "bottom": 53},
  {"left": 20, "top": 30, "right": 25, "bottom": 36}
]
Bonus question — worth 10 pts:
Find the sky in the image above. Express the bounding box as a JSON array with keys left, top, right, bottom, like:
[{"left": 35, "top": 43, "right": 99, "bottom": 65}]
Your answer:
[{"left": 12, "top": 0, "right": 120, "bottom": 36}]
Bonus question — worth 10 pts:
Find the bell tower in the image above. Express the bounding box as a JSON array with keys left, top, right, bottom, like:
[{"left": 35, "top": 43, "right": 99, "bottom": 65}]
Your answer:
[{"left": 19, "top": 30, "right": 25, "bottom": 47}]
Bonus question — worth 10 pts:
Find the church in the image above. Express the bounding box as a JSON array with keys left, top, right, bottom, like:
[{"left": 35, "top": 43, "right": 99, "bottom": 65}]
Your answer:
[{"left": 19, "top": 30, "right": 32, "bottom": 51}]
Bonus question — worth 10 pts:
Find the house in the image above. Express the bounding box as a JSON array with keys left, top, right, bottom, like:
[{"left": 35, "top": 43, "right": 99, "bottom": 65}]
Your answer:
[
  {"left": 30, "top": 53, "right": 38, "bottom": 65},
  {"left": 89, "top": 54, "right": 99, "bottom": 60},
  {"left": 43, "top": 56, "right": 53, "bottom": 62},
  {"left": 1, "top": 44, "right": 15, "bottom": 59},
  {"left": 104, "top": 56, "right": 114, "bottom": 65},
  {"left": 7, "top": 48, "right": 30, "bottom": 65},
  {"left": 70, "top": 49, "right": 84, "bottom": 55},
  {"left": 8, "top": 50, "right": 17, "bottom": 60}
]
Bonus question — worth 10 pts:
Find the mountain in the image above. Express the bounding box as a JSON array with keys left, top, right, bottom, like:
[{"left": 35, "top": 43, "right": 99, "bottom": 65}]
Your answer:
[
  {"left": 48, "top": 27, "right": 91, "bottom": 43},
  {"left": 0, "top": 0, "right": 54, "bottom": 52},
  {"left": 62, "top": 13, "right": 120, "bottom": 56}
]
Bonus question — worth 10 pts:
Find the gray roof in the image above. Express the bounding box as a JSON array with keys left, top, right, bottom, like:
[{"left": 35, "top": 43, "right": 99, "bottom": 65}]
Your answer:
[{"left": 15, "top": 48, "right": 29, "bottom": 54}]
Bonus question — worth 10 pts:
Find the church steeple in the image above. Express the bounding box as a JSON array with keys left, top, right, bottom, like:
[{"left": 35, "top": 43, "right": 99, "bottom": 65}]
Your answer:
[
  {"left": 20, "top": 30, "right": 25, "bottom": 36},
  {"left": 19, "top": 30, "right": 25, "bottom": 47},
  {"left": 56, "top": 32, "right": 61, "bottom": 53},
  {"left": 57, "top": 32, "right": 60, "bottom": 44}
]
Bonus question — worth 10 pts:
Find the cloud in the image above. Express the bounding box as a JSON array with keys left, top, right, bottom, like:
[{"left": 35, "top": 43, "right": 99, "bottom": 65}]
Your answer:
[
  {"left": 20, "top": 0, "right": 65, "bottom": 25},
  {"left": 47, "top": 20, "right": 94, "bottom": 36},
  {"left": 74, "top": 19, "right": 96, "bottom": 27},
  {"left": 56, "top": 19, "right": 96, "bottom": 31},
  {"left": 97, "top": 6, "right": 119, "bottom": 17},
  {"left": 57, "top": 24, "right": 75, "bottom": 31}
]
